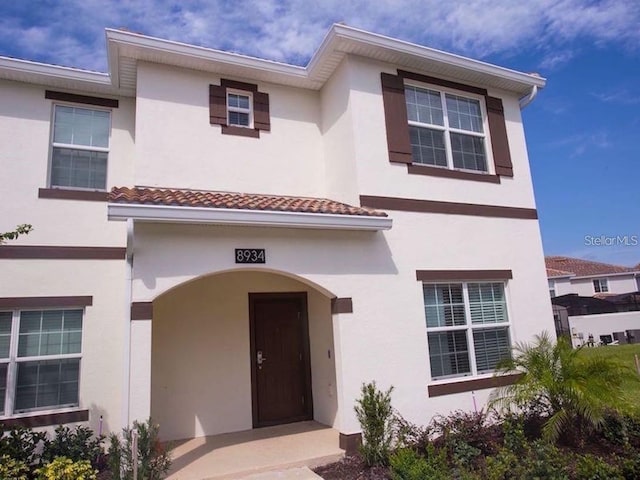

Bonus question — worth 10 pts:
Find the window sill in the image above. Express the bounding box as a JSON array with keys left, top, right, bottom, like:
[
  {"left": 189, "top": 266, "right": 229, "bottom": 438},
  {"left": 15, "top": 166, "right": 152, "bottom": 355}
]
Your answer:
[
  {"left": 427, "top": 372, "right": 521, "bottom": 397},
  {"left": 221, "top": 125, "right": 260, "bottom": 138},
  {"left": 0, "top": 408, "right": 88, "bottom": 427},
  {"left": 407, "top": 164, "right": 501, "bottom": 183},
  {"left": 39, "top": 188, "right": 108, "bottom": 202}
]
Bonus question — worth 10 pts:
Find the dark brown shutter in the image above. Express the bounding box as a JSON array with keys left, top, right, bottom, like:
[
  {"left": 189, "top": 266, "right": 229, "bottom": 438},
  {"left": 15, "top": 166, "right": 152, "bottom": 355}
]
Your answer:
[
  {"left": 209, "top": 84, "right": 227, "bottom": 125},
  {"left": 381, "top": 73, "right": 413, "bottom": 164},
  {"left": 253, "top": 91, "right": 270, "bottom": 131},
  {"left": 486, "top": 96, "right": 513, "bottom": 177}
]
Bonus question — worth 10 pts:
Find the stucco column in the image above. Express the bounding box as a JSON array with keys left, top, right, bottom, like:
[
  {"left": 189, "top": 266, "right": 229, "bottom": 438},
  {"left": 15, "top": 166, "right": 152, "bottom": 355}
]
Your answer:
[
  {"left": 331, "top": 298, "right": 363, "bottom": 454},
  {"left": 129, "top": 303, "right": 153, "bottom": 424}
]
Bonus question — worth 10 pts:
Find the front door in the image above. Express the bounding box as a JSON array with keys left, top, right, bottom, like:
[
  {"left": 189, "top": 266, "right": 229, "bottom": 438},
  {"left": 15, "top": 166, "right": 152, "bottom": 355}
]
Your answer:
[{"left": 249, "top": 293, "right": 313, "bottom": 427}]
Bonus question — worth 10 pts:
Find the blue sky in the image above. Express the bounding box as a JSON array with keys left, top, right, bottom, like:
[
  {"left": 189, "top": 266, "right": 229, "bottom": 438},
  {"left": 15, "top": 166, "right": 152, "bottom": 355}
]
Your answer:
[{"left": 1, "top": 1, "right": 638, "bottom": 266}]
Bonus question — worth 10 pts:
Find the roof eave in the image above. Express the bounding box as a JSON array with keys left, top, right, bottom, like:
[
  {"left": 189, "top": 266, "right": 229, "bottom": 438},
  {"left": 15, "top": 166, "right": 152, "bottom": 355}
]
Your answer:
[
  {"left": 324, "top": 24, "right": 546, "bottom": 94},
  {"left": 107, "top": 203, "right": 392, "bottom": 231},
  {"left": 571, "top": 271, "right": 637, "bottom": 280}
]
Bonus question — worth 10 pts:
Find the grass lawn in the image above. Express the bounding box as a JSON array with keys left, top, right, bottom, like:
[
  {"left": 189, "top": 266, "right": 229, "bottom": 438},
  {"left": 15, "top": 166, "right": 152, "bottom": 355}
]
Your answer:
[{"left": 578, "top": 343, "right": 640, "bottom": 414}]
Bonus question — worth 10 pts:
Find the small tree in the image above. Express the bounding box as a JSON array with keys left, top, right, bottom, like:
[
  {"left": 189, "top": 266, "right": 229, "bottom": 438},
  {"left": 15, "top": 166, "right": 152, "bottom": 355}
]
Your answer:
[
  {"left": 0, "top": 224, "right": 33, "bottom": 244},
  {"left": 108, "top": 419, "right": 172, "bottom": 480},
  {"left": 490, "top": 331, "right": 638, "bottom": 443},
  {"left": 354, "top": 381, "right": 395, "bottom": 466}
]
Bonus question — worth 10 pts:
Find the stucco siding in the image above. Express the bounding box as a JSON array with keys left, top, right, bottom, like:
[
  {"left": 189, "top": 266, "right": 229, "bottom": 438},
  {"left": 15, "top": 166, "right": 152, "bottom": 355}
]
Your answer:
[
  {"left": 151, "top": 270, "right": 337, "bottom": 441},
  {"left": 0, "top": 79, "right": 133, "bottom": 247},
  {"left": 134, "top": 62, "right": 325, "bottom": 197}
]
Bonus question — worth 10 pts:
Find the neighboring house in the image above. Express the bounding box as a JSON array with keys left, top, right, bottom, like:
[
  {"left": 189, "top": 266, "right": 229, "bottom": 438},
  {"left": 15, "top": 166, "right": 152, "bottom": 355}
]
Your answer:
[
  {"left": 546, "top": 257, "right": 640, "bottom": 346},
  {"left": 0, "top": 25, "right": 553, "bottom": 450},
  {"left": 546, "top": 256, "right": 640, "bottom": 298}
]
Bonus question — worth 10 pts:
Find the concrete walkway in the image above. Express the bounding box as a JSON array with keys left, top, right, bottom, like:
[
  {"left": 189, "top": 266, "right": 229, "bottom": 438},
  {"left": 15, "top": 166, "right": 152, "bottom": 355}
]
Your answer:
[{"left": 166, "top": 421, "right": 341, "bottom": 480}]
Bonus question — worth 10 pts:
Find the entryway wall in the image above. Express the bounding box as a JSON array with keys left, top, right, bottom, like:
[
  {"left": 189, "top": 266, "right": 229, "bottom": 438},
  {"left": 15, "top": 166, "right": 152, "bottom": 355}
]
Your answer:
[{"left": 150, "top": 270, "right": 338, "bottom": 441}]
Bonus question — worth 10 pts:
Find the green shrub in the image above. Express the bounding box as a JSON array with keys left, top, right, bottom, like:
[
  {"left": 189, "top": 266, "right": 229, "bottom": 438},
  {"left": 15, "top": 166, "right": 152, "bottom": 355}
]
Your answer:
[
  {"left": 389, "top": 447, "right": 448, "bottom": 480},
  {"left": 393, "top": 414, "right": 431, "bottom": 452},
  {"left": 621, "top": 451, "right": 640, "bottom": 480},
  {"left": 430, "top": 410, "right": 500, "bottom": 468},
  {"left": 42, "top": 425, "right": 104, "bottom": 468},
  {"left": 0, "top": 424, "right": 47, "bottom": 465},
  {"left": 0, "top": 454, "right": 30, "bottom": 480},
  {"left": 108, "top": 419, "right": 172, "bottom": 480},
  {"left": 491, "top": 332, "right": 639, "bottom": 444},
  {"left": 36, "top": 456, "right": 97, "bottom": 480},
  {"left": 354, "top": 382, "right": 395, "bottom": 466},
  {"left": 501, "top": 416, "right": 527, "bottom": 454},
  {"left": 485, "top": 449, "right": 519, "bottom": 480},
  {"left": 575, "top": 454, "right": 623, "bottom": 480}
]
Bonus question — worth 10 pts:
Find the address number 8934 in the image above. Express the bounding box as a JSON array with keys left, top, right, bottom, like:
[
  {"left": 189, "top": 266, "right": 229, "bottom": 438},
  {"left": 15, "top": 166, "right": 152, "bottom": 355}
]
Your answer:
[{"left": 235, "top": 248, "right": 266, "bottom": 264}]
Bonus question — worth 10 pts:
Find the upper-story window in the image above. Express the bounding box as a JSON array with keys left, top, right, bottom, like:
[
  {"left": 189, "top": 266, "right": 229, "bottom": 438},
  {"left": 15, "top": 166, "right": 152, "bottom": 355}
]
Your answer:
[
  {"left": 50, "top": 105, "right": 111, "bottom": 191},
  {"left": 227, "top": 91, "right": 253, "bottom": 128},
  {"left": 209, "top": 79, "right": 270, "bottom": 138},
  {"left": 593, "top": 278, "right": 609, "bottom": 293},
  {"left": 548, "top": 280, "right": 556, "bottom": 298},
  {"left": 406, "top": 85, "right": 488, "bottom": 172},
  {"left": 380, "top": 71, "right": 515, "bottom": 180}
]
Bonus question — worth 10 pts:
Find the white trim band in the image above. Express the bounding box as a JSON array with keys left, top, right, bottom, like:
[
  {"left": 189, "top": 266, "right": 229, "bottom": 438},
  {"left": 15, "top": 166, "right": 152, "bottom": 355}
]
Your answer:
[{"left": 108, "top": 203, "right": 392, "bottom": 231}]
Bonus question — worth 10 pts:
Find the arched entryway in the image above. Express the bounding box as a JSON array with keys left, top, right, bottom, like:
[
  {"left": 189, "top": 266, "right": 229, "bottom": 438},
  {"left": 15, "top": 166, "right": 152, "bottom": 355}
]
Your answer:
[{"left": 150, "top": 269, "right": 338, "bottom": 441}]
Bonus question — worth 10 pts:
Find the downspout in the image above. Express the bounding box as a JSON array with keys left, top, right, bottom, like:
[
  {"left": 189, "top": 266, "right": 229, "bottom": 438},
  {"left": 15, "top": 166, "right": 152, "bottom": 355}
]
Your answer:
[
  {"left": 519, "top": 85, "right": 538, "bottom": 110},
  {"left": 122, "top": 218, "right": 134, "bottom": 428}
]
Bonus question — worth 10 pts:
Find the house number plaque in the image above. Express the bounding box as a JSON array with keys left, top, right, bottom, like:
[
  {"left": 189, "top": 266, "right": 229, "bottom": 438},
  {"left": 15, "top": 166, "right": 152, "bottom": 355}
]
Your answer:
[{"left": 235, "top": 248, "right": 266, "bottom": 264}]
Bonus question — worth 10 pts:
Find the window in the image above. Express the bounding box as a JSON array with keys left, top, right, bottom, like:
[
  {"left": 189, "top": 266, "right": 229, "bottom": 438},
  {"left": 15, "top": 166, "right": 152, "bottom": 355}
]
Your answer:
[
  {"left": 0, "top": 309, "right": 82, "bottom": 416},
  {"left": 50, "top": 105, "right": 110, "bottom": 190},
  {"left": 227, "top": 91, "right": 252, "bottom": 127},
  {"left": 593, "top": 278, "right": 609, "bottom": 293},
  {"left": 423, "top": 282, "right": 511, "bottom": 380},
  {"left": 209, "top": 80, "right": 270, "bottom": 138},
  {"left": 548, "top": 280, "right": 556, "bottom": 298},
  {"left": 406, "top": 85, "right": 488, "bottom": 172}
]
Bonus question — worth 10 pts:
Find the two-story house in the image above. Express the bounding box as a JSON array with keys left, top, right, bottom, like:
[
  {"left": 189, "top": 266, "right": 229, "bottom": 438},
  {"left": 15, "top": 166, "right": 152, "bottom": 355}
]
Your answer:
[
  {"left": 547, "top": 256, "right": 640, "bottom": 298},
  {"left": 0, "top": 24, "right": 552, "bottom": 452},
  {"left": 546, "top": 256, "right": 640, "bottom": 346}
]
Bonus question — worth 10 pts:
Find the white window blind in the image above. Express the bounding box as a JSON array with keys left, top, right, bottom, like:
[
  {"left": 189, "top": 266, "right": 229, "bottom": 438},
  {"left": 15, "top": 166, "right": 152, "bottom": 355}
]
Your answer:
[{"left": 424, "top": 282, "right": 511, "bottom": 380}]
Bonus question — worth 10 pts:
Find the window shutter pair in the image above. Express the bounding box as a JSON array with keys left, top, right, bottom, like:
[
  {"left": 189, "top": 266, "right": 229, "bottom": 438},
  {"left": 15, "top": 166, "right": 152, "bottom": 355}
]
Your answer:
[
  {"left": 209, "top": 82, "right": 270, "bottom": 132},
  {"left": 380, "top": 72, "right": 514, "bottom": 177}
]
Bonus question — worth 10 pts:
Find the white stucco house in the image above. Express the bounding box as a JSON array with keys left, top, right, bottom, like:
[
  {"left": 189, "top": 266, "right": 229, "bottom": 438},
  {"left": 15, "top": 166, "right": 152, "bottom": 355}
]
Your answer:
[
  {"left": 546, "top": 257, "right": 640, "bottom": 347},
  {"left": 0, "top": 24, "right": 553, "bottom": 452}
]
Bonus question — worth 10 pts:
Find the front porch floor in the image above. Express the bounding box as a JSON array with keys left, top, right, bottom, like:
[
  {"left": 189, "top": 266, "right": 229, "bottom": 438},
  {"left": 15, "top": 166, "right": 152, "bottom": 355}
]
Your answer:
[{"left": 166, "top": 421, "right": 344, "bottom": 480}]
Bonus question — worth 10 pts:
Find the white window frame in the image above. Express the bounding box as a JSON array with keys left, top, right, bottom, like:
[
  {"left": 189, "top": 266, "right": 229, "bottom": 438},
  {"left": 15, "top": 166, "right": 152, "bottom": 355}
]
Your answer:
[
  {"left": 548, "top": 280, "right": 556, "bottom": 298},
  {"left": 593, "top": 278, "right": 609, "bottom": 293},
  {"left": 424, "top": 281, "right": 512, "bottom": 381},
  {"left": 0, "top": 308, "right": 83, "bottom": 418},
  {"left": 49, "top": 103, "right": 112, "bottom": 192},
  {"left": 226, "top": 89, "right": 253, "bottom": 128},
  {"left": 405, "top": 81, "right": 494, "bottom": 174}
]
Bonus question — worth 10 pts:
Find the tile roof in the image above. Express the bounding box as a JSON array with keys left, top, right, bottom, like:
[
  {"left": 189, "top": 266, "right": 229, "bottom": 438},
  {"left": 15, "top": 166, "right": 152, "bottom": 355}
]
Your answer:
[
  {"left": 546, "top": 267, "right": 573, "bottom": 278},
  {"left": 545, "top": 256, "right": 636, "bottom": 277},
  {"left": 109, "top": 187, "right": 388, "bottom": 217}
]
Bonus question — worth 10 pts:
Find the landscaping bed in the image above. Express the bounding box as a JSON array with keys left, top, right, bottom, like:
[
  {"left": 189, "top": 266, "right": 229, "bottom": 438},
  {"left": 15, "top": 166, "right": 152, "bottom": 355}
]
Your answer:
[{"left": 313, "top": 335, "right": 640, "bottom": 479}]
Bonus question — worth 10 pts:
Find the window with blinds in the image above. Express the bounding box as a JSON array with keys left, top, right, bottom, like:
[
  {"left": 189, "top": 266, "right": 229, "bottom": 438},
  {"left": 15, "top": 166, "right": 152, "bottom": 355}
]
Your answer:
[
  {"left": 423, "top": 282, "right": 511, "bottom": 380},
  {"left": 0, "top": 309, "right": 82, "bottom": 417}
]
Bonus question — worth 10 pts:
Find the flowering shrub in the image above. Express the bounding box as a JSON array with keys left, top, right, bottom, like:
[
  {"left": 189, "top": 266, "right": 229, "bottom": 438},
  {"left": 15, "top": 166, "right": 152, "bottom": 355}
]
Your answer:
[
  {"left": 0, "top": 454, "right": 30, "bottom": 480},
  {"left": 36, "top": 456, "right": 97, "bottom": 480}
]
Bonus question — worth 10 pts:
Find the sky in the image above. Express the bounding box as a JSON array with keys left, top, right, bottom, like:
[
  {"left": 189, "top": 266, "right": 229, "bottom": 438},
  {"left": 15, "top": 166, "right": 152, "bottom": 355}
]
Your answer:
[{"left": 0, "top": 0, "right": 638, "bottom": 267}]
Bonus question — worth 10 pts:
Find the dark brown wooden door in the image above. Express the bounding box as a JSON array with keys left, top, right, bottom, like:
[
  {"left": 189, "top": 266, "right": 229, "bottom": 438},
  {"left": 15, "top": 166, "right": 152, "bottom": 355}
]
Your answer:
[{"left": 250, "top": 293, "right": 312, "bottom": 427}]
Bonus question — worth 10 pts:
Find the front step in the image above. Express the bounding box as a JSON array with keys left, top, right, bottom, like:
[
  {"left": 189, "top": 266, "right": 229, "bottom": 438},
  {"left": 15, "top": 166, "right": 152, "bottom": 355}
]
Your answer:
[{"left": 238, "top": 466, "right": 323, "bottom": 479}]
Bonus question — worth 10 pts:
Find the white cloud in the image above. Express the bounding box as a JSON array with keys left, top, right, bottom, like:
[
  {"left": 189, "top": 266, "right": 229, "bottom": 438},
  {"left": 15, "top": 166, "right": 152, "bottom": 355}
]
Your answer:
[
  {"left": 0, "top": 0, "right": 639, "bottom": 71},
  {"left": 547, "top": 131, "right": 610, "bottom": 157},
  {"left": 592, "top": 89, "right": 640, "bottom": 105}
]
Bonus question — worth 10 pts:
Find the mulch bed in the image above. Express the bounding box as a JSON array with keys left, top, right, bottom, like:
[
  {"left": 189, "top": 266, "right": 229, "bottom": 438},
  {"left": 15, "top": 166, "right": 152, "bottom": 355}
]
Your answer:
[{"left": 313, "top": 455, "right": 391, "bottom": 479}]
